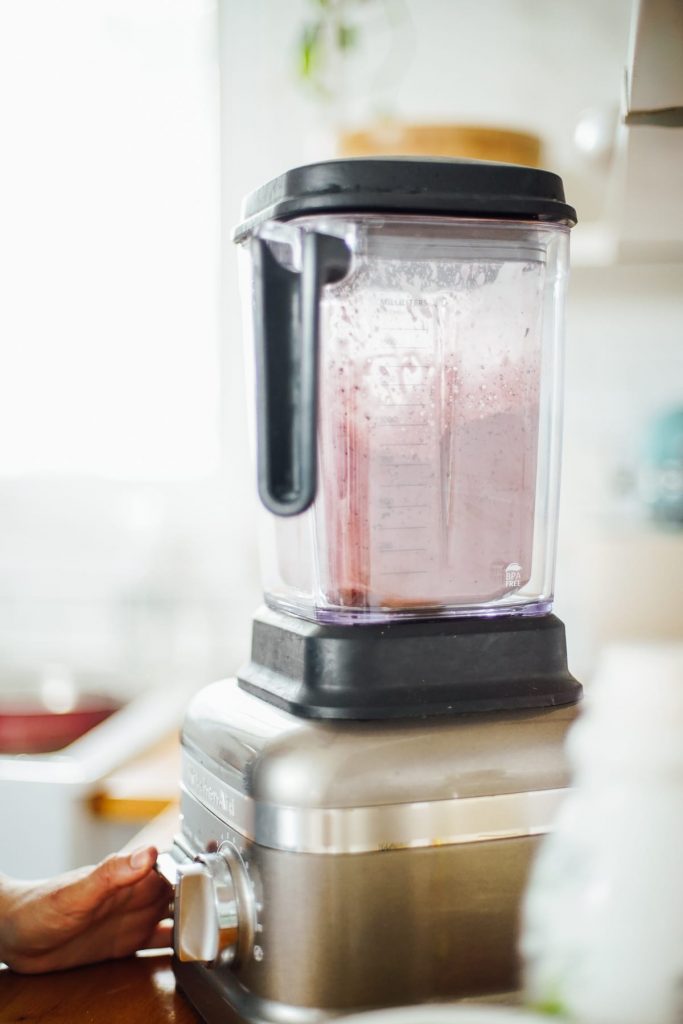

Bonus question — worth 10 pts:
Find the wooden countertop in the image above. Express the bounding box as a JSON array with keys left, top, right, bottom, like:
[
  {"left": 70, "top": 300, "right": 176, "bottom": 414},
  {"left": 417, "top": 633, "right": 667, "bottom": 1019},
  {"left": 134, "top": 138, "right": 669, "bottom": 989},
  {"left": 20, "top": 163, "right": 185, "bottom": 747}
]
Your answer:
[
  {"left": 0, "top": 953, "right": 519, "bottom": 1022},
  {"left": 0, "top": 952, "right": 201, "bottom": 1023}
]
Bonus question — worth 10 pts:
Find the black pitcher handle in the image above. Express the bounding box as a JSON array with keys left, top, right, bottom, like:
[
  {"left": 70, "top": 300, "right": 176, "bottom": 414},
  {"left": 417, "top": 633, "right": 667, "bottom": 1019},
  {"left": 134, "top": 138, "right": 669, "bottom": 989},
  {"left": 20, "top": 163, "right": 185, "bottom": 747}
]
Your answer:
[{"left": 251, "top": 229, "right": 351, "bottom": 516}]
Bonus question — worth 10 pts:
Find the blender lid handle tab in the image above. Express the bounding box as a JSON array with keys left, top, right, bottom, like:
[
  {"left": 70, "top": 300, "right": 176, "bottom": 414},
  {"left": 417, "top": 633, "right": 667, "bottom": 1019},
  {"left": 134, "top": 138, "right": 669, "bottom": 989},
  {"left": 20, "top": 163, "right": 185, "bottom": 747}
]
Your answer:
[{"left": 251, "top": 228, "right": 351, "bottom": 516}]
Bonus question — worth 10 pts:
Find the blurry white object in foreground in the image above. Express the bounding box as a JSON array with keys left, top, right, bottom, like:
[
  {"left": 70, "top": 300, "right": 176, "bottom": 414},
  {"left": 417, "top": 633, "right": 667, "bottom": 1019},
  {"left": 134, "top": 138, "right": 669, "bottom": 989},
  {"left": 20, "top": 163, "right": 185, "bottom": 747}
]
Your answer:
[
  {"left": 522, "top": 643, "right": 683, "bottom": 1023},
  {"left": 343, "top": 1006, "right": 546, "bottom": 1023}
]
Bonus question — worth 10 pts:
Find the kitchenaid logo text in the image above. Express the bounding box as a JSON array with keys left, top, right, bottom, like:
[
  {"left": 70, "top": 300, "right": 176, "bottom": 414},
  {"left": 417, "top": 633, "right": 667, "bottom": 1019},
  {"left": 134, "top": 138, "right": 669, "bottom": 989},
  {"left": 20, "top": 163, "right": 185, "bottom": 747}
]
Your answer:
[{"left": 185, "top": 760, "right": 236, "bottom": 822}]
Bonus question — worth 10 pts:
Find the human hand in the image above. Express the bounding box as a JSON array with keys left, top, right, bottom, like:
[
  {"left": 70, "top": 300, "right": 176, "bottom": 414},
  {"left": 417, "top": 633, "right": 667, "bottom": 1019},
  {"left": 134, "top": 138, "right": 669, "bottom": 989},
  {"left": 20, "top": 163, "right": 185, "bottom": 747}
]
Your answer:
[{"left": 0, "top": 846, "right": 171, "bottom": 973}]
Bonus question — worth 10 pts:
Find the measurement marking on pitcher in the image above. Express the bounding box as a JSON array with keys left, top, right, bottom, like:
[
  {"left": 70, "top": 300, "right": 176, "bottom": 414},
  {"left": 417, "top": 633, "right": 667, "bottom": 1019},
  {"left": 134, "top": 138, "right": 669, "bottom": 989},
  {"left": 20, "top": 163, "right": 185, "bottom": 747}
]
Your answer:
[
  {"left": 381, "top": 547, "right": 427, "bottom": 554},
  {"left": 381, "top": 461, "right": 430, "bottom": 468},
  {"left": 379, "top": 570, "right": 429, "bottom": 576},
  {"left": 375, "top": 525, "right": 427, "bottom": 531},
  {"left": 382, "top": 504, "right": 430, "bottom": 510},
  {"left": 375, "top": 350, "right": 431, "bottom": 356}
]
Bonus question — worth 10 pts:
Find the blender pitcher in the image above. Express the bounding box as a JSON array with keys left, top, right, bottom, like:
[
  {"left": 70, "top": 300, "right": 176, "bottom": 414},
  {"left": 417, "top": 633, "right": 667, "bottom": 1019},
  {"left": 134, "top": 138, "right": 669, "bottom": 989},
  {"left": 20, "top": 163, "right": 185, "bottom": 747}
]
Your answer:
[{"left": 235, "top": 159, "right": 575, "bottom": 625}]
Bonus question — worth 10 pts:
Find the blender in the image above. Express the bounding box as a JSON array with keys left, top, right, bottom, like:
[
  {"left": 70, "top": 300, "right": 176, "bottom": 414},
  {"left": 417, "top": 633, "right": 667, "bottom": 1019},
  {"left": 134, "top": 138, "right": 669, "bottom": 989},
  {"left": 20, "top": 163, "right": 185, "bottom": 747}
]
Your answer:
[{"left": 158, "top": 158, "right": 581, "bottom": 1023}]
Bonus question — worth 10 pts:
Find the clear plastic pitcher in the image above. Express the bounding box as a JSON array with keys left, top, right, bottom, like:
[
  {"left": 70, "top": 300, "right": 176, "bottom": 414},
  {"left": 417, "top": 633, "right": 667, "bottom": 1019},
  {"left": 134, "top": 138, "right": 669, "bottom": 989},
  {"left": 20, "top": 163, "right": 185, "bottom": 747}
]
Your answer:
[{"left": 235, "top": 160, "right": 575, "bottom": 624}]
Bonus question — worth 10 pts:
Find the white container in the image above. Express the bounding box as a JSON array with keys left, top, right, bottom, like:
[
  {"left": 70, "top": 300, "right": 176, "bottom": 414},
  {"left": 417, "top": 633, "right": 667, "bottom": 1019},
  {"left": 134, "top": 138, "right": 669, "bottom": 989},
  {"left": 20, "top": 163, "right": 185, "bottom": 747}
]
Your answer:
[
  {"left": 521, "top": 644, "right": 683, "bottom": 1023},
  {"left": 345, "top": 1007, "right": 547, "bottom": 1024}
]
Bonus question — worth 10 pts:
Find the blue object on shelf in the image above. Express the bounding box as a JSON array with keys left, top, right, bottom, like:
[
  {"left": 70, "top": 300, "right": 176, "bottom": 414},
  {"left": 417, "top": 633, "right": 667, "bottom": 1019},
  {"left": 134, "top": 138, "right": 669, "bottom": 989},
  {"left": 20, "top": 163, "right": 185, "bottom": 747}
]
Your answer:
[{"left": 645, "top": 406, "right": 683, "bottom": 525}]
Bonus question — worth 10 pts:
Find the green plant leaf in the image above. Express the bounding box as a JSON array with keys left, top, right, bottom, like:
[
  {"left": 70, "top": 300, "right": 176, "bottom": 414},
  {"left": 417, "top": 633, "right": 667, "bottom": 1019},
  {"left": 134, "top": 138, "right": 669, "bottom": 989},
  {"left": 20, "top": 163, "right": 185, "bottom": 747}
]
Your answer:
[
  {"left": 298, "top": 22, "right": 322, "bottom": 79},
  {"left": 337, "top": 22, "right": 358, "bottom": 50},
  {"left": 532, "top": 997, "right": 568, "bottom": 1017}
]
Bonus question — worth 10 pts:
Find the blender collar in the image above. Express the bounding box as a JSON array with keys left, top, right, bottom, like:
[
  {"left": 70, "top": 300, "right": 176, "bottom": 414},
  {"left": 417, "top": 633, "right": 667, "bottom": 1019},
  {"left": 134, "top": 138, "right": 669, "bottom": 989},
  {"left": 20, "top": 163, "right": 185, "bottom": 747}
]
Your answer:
[{"left": 233, "top": 157, "right": 577, "bottom": 242}]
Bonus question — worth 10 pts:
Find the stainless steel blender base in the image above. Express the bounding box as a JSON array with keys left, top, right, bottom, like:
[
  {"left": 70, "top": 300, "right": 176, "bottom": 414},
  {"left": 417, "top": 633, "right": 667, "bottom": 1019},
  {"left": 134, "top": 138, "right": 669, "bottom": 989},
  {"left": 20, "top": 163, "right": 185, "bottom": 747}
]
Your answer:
[
  {"left": 168, "top": 679, "right": 578, "bottom": 1024},
  {"left": 174, "top": 959, "right": 324, "bottom": 1024},
  {"left": 173, "top": 835, "right": 539, "bottom": 1024}
]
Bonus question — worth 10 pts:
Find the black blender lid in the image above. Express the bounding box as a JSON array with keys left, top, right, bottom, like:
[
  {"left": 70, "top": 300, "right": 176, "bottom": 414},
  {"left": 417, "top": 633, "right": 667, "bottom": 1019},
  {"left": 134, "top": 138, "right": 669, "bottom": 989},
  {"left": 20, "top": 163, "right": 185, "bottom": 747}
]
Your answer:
[{"left": 233, "top": 157, "right": 577, "bottom": 241}]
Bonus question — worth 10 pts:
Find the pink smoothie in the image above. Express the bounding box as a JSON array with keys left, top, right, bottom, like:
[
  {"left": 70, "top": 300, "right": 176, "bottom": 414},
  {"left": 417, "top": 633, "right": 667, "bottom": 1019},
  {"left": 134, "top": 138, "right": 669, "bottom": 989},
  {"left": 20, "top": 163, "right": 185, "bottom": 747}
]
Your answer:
[{"left": 315, "top": 260, "right": 543, "bottom": 613}]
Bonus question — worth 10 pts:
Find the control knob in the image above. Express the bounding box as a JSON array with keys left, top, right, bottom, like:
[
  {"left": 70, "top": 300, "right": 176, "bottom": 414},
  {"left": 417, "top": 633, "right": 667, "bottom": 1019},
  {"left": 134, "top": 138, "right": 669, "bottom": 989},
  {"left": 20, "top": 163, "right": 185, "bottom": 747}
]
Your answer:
[{"left": 173, "top": 843, "right": 255, "bottom": 967}]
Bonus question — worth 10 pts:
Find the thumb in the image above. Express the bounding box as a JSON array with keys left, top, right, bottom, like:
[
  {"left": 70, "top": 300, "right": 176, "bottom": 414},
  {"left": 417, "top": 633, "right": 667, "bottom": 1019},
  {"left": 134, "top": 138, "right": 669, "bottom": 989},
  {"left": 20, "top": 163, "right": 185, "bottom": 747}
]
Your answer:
[
  {"left": 62, "top": 846, "right": 159, "bottom": 912},
  {"left": 95, "top": 846, "right": 159, "bottom": 890}
]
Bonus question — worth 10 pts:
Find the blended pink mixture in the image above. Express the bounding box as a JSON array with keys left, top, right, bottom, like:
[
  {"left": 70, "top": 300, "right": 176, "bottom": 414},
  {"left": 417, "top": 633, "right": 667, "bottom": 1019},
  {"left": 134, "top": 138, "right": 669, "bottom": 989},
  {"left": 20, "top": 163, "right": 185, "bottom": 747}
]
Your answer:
[{"left": 315, "top": 261, "right": 543, "bottom": 612}]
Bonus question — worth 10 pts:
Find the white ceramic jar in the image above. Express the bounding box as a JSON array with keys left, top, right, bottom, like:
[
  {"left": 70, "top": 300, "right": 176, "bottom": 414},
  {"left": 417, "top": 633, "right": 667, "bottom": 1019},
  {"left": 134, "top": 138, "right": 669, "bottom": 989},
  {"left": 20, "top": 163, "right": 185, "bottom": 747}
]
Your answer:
[
  {"left": 521, "top": 644, "right": 683, "bottom": 1023},
  {"left": 345, "top": 1006, "right": 547, "bottom": 1024}
]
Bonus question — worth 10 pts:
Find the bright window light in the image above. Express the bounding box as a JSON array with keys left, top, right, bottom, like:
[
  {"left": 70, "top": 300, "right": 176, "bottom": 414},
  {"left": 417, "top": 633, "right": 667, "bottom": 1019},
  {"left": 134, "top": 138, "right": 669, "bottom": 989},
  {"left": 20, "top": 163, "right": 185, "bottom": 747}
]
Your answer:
[{"left": 0, "top": 0, "right": 220, "bottom": 479}]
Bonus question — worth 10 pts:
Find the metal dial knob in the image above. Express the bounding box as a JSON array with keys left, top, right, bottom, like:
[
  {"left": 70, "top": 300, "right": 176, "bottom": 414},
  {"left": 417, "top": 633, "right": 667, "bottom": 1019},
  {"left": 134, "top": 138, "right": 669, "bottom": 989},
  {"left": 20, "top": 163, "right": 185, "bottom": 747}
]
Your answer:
[{"left": 175, "top": 842, "right": 254, "bottom": 967}]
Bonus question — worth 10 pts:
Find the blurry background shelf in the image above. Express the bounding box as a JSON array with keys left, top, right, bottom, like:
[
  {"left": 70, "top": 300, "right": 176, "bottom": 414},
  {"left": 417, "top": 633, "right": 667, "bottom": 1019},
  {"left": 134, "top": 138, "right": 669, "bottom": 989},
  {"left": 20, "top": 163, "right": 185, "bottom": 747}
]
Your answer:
[
  {"left": 0, "top": 687, "right": 188, "bottom": 879},
  {"left": 581, "top": 527, "right": 683, "bottom": 646},
  {"left": 91, "top": 732, "right": 181, "bottom": 823}
]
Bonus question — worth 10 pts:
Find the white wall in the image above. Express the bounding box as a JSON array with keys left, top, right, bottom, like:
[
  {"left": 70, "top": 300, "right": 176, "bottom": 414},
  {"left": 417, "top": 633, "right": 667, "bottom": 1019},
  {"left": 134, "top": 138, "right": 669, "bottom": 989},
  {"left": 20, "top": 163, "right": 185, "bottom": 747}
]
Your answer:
[
  {"left": 0, "top": 1, "right": 262, "bottom": 695},
  {"left": 557, "top": 262, "right": 683, "bottom": 677},
  {"left": 220, "top": 0, "right": 632, "bottom": 214}
]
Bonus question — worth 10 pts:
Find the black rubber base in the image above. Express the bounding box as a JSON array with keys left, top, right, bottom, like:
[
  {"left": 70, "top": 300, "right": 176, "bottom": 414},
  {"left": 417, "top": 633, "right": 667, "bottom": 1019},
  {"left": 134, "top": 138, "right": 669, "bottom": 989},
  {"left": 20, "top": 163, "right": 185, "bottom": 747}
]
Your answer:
[{"left": 237, "top": 607, "right": 581, "bottom": 720}]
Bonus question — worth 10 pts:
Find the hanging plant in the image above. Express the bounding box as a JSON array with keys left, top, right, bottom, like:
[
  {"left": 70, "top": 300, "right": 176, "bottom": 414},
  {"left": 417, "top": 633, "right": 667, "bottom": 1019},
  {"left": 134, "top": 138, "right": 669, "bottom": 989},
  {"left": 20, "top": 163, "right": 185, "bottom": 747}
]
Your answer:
[
  {"left": 297, "top": 0, "right": 364, "bottom": 99},
  {"left": 294, "top": 0, "right": 412, "bottom": 118}
]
